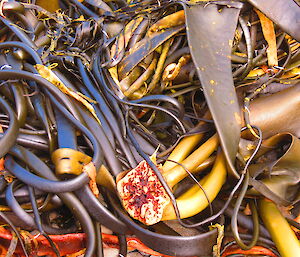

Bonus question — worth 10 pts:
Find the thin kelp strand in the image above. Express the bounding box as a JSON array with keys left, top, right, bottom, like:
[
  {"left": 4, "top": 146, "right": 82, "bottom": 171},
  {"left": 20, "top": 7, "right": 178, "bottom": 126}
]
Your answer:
[
  {"left": 101, "top": 68, "right": 187, "bottom": 134},
  {"left": 237, "top": 16, "right": 253, "bottom": 80},
  {"left": 0, "top": 211, "right": 29, "bottom": 257},
  {"left": 28, "top": 186, "right": 61, "bottom": 257},
  {"left": 231, "top": 175, "right": 260, "bottom": 250}
]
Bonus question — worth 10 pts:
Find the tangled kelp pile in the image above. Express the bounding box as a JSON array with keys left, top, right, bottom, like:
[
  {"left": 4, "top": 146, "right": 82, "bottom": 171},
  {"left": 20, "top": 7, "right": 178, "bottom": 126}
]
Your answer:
[{"left": 0, "top": 0, "right": 299, "bottom": 256}]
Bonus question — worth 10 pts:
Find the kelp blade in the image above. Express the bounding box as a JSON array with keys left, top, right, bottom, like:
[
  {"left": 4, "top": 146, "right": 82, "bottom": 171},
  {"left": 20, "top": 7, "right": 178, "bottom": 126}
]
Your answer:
[
  {"left": 248, "top": 0, "right": 300, "bottom": 42},
  {"left": 248, "top": 133, "right": 300, "bottom": 206},
  {"left": 183, "top": 2, "right": 243, "bottom": 178}
]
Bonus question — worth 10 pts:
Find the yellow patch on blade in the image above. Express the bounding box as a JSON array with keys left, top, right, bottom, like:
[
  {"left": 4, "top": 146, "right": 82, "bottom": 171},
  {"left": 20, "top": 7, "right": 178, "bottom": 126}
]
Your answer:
[
  {"left": 72, "top": 15, "right": 86, "bottom": 22},
  {"left": 83, "top": 162, "right": 99, "bottom": 198},
  {"left": 149, "top": 146, "right": 160, "bottom": 164},
  {"left": 281, "top": 67, "right": 300, "bottom": 79},
  {"left": 234, "top": 112, "right": 242, "bottom": 126},
  {"left": 108, "top": 66, "right": 121, "bottom": 88},
  {"left": 247, "top": 68, "right": 266, "bottom": 78},
  {"left": 255, "top": 9, "right": 278, "bottom": 67},
  {"left": 35, "top": 64, "right": 100, "bottom": 124}
]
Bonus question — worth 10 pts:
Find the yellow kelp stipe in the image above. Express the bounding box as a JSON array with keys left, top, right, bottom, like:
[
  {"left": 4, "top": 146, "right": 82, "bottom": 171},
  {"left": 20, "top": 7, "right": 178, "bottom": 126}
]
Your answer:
[{"left": 162, "top": 151, "right": 227, "bottom": 220}]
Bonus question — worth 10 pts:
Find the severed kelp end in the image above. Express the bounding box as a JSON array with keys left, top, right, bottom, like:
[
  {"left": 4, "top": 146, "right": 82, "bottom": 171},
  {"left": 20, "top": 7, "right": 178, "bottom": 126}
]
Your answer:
[{"left": 117, "top": 160, "right": 170, "bottom": 225}]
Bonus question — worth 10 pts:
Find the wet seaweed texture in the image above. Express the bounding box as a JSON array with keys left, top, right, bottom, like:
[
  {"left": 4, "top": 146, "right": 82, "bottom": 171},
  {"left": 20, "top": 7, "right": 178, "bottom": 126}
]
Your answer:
[{"left": 0, "top": 0, "right": 298, "bottom": 257}]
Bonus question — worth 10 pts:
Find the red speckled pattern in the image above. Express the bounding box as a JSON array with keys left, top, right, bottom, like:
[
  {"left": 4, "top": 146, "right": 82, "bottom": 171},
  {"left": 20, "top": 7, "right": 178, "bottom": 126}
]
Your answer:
[{"left": 117, "top": 160, "right": 170, "bottom": 225}]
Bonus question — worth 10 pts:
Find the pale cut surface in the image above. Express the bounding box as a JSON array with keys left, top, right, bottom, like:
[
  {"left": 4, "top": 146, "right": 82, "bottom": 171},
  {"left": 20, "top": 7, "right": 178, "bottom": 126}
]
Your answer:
[{"left": 117, "top": 160, "right": 170, "bottom": 225}]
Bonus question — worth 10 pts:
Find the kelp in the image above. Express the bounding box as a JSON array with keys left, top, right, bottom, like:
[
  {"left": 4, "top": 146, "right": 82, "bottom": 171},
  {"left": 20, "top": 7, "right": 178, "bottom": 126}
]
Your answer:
[
  {"left": 248, "top": 0, "right": 300, "bottom": 42},
  {"left": 258, "top": 199, "right": 300, "bottom": 257},
  {"left": 248, "top": 83, "right": 300, "bottom": 138},
  {"left": 117, "top": 25, "right": 185, "bottom": 79},
  {"left": 183, "top": 1, "right": 243, "bottom": 178},
  {"left": 0, "top": 0, "right": 299, "bottom": 257},
  {"left": 248, "top": 133, "right": 300, "bottom": 206}
]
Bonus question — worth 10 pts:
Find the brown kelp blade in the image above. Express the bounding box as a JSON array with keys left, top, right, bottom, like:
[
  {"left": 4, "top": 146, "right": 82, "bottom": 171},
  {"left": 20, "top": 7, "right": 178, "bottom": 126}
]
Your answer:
[
  {"left": 248, "top": 0, "right": 300, "bottom": 42},
  {"left": 249, "top": 83, "right": 300, "bottom": 139},
  {"left": 183, "top": 2, "right": 243, "bottom": 178},
  {"left": 248, "top": 133, "right": 300, "bottom": 206}
]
